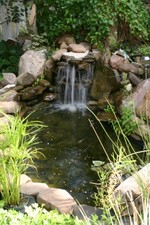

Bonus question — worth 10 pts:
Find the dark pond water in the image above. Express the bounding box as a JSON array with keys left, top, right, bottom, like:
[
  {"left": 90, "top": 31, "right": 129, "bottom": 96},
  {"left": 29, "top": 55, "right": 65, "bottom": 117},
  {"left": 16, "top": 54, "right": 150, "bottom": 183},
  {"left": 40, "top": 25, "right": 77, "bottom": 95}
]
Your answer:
[{"left": 27, "top": 102, "right": 141, "bottom": 205}]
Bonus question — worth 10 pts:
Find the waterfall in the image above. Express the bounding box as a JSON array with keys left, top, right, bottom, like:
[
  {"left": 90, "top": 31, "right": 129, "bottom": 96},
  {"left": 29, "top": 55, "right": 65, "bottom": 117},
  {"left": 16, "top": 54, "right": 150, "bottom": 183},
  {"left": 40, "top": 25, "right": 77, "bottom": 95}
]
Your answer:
[{"left": 57, "top": 63, "right": 94, "bottom": 110}]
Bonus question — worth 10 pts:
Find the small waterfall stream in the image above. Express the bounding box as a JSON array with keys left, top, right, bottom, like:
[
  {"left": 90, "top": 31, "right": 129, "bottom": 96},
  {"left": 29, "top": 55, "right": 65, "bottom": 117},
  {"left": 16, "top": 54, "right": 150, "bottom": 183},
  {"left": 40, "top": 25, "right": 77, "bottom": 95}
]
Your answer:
[{"left": 56, "top": 62, "right": 94, "bottom": 110}]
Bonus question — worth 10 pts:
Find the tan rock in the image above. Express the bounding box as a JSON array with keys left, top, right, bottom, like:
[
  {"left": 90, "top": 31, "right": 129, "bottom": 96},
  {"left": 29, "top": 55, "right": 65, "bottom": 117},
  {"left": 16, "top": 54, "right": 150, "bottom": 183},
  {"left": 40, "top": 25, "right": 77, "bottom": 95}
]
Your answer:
[
  {"left": 52, "top": 49, "right": 67, "bottom": 61},
  {"left": 68, "top": 43, "right": 87, "bottom": 53},
  {"left": 37, "top": 187, "right": 77, "bottom": 214},
  {"left": 20, "top": 182, "right": 49, "bottom": 196},
  {"left": 0, "top": 89, "right": 19, "bottom": 101},
  {"left": 114, "top": 163, "right": 150, "bottom": 215},
  {"left": 0, "top": 101, "right": 21, "bottom": 115},
  {"left": 17, "top": 72, "right": 35, "bottom": 86}
]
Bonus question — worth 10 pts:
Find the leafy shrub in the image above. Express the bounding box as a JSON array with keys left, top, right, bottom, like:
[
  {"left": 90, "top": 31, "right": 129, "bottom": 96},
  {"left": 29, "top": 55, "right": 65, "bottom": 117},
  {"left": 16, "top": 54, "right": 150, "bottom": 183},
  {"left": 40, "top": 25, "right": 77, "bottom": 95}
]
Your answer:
[
  {"left": 0, "top": 40, "right": 23, "bottom": 75},
  {"left": 34, "top": 0, "right": 150, "bottom": 46}
]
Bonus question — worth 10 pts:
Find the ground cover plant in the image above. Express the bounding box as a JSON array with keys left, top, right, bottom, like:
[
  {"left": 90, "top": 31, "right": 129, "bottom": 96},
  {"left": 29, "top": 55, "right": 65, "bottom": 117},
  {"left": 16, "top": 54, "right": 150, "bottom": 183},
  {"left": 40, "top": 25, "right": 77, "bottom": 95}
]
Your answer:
[{"left": 0, "top": 113, "right": 44, "bottom": 207}]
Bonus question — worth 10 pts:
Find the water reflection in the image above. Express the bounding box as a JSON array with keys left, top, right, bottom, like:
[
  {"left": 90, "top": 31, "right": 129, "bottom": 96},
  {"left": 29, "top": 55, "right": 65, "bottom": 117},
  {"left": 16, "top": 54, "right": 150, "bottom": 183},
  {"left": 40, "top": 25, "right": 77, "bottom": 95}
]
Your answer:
[{"left": 27, "top": 102, "right": 117, "bottom": 204}]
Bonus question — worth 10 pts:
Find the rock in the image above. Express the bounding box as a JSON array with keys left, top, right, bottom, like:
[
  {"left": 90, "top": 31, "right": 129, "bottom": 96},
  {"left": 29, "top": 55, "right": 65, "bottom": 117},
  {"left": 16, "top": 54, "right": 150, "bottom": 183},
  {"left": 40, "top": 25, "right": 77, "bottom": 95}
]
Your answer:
[
  {"left": 0, "top": 101, "right": 21, "bottom": 116},
  {"left": 20, "top": 182, "right": 49, "bottom": 196},
  {"left": 20, "top": 174, "right": 32, "bottom": 186},
  {"left": 60, "top": 42, "right": 68, "bottom": 49},
  {"left": 68, "top": 43, "right": 87, "bottom": 53},
  {"left": 92, "top": 49, "right": 101, "bottom": 61},
  {"left": 44, "top": 58, "right": 55, "bottom": 82},
  {"left": 129, "top": 72, "right": 143, "bottom": 85},
  {"left": 0, "top": 84, "right": 16, "bottom": 95},
  {"left": 18, "top": 50, "right": 46, "bottom": 78},
  {"left": 20, "top": 85, "right": 46, "bottom": 100},
  {"left": 123, "top": 79, "right": 150, "bottom": 119},
  {"left": 114, "top": 163, "right": 150, "bottom": 215},
  {"left": 80, "top": 42, "right": 91, "bottom": 51},
  {"left": 58, "top": 34, "right": 76, "bottom": 45},
  {"left": 43, "top": 93, "right": 57, "bottom": 102},
  {"left": 90, "top": 62, "right": 117, "bottom": 101},
  {"left": 51, "top": 49, "right": 67, "bottom": 61},
  {"left": 0, "top": 89, "right": 19, "bottom": 101},
  {"left": 62, "top": 50, "right": 89, "bottom": 61},
  {"left": 0, "top": 115, "right": 14, "bottom": 127},
  {"left": 17, "top": 72, "right": 35, "bottom": 87},
  {"left": 110, "top": 55, "right": 144, "bottom": 76},
  {"left": 38, "top": 79, "right": 51, "bottom": 87},
  {"left": 72, "top": 204, "right": 103, "bottom": 220},
  {"left": 0, "top": 73, "right": 17, "bottom": 87},
  {"left": 37, "top": 187, "right": 77, "bottom": 214}
]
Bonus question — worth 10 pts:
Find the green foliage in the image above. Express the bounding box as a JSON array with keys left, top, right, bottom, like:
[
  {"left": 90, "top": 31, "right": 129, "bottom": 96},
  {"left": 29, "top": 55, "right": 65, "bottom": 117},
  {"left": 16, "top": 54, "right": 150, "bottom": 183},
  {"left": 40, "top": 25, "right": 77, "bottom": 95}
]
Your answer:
[
  {"left": 112, "top": 106, "right": 139, "bottom": 136},
  {"left": 30, "top": 33, "right": 49, "bottom": 50},
  {"left": 0, "top": 113, "right": 44, "bottom": 206},
  {"left": 0, "top": 40, "right": 23, "bottom": 75},
  {"left": 34, "top": 0, "right": 150, "bottom": 46},
  {"left": 0, "top": 204, "right": 86, "bottom": 225}
]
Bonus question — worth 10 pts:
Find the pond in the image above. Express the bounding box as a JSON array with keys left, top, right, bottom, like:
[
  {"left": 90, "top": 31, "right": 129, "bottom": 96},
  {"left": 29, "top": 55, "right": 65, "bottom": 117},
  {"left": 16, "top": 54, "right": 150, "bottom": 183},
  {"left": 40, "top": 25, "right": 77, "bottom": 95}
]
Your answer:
[{"left": 27, "top": 102, "right": 118, "bottom": 205}]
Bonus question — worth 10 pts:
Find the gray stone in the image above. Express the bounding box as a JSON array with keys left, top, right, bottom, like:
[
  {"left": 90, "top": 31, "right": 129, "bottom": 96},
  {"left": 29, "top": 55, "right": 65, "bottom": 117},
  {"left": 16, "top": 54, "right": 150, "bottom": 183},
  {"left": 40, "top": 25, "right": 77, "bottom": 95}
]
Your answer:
[
  {"left": 37, "top": 187, "right": 77, "bottom": 214},
  {"left": 20, "top": 182, "right": 49, "bottom": 196},
  {"left": 20, "top": 174, "right": 32, "bottom": 186},
  {"left": 17, "top": 72, "right": 35, "bottom": 86},
  {"left": 18, "top": 50, "right": 46, "bottom": 78},
  {"left": 0, "top": 73, "right": 17, "bottom": 87}
]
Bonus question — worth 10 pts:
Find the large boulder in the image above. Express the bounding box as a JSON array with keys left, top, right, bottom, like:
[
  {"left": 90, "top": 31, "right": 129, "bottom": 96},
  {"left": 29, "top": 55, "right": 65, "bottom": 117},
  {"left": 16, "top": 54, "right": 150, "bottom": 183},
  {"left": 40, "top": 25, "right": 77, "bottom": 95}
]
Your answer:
[
  {"left": 122, "top": 79, "right": 150, "bottom": 119},
  {"left": 90, "top": 62, "right": 118, "bottom": 108},
  {"left": 18, "top": 50, "right": 46, "bottom": 86},
  {"left": 109, "top": 55, "right": 144, "bottom": 76}
]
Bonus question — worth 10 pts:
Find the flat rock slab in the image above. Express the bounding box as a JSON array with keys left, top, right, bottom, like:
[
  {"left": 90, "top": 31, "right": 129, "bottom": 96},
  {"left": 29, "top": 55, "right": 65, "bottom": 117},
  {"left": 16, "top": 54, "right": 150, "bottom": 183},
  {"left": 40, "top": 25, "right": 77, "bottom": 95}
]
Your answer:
[
  {"left": 20, "top": 182, "right": 49, "bottom": 196},
  {"left": 37, "top": 187, "right": 77, "bottom": 214}
]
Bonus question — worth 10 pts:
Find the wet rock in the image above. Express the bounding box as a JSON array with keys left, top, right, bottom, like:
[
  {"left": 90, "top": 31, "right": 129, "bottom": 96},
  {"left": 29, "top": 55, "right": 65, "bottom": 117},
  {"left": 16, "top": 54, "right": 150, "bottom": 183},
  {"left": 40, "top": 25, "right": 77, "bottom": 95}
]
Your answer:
[
  {"left": 0, "top": 73, "right": 17, "bottom": 87},
  {"left": 38, "top": 79, "right": 51, "bottom": 87},
  {"left": 68, "top": 43, "right": 87, "bottom": 53},
  {"left": 90, "top": 62, "right": 117, "bottom": 101},
  {"left": 20, "top": 85, "right": 46, "bottom": 100},
  {"left": 97, "top": 111, "right": 116, "bottom": 121},
  {"left": 62, "top": 50, "right": 89, "bottom": 61},
  {"left": 43, "top": 93, "right": 57, "bottom": 102},
  {"left": 18, "top": 50, "right": 46, "bottom": 78},
  {"left": 37, "top": 187, "right": 77, "bottom": 214},
  {"left": 20, "top": 182, "right": 49, "bottom": 196}
]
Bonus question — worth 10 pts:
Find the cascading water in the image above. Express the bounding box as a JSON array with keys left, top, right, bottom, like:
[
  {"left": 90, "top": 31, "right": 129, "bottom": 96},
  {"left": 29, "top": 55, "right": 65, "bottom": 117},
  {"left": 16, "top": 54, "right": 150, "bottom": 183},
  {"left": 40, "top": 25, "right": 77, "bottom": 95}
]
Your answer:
[{"left": 56, "top": 62, "right": 94, "bottom": 110}]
